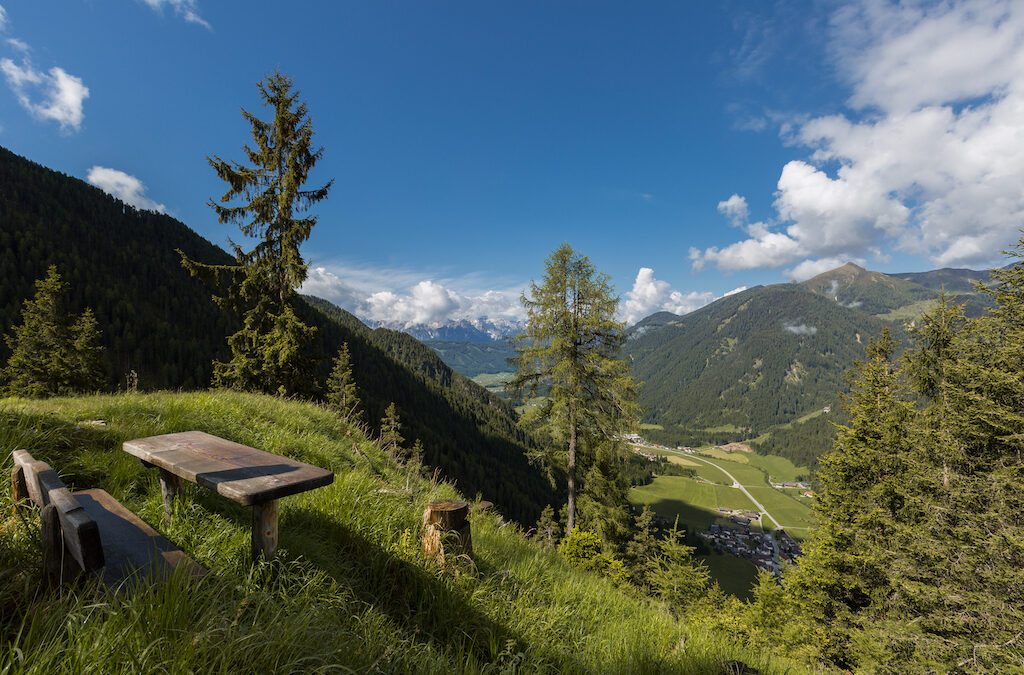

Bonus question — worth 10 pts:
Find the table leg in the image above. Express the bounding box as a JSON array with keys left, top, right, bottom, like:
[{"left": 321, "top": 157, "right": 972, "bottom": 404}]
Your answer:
[
  {"left": 157, "top": 469, "right": 181, "bottom": 524},
  {"left": 252, "top": 500, "right": 279, "bottom": 561}
]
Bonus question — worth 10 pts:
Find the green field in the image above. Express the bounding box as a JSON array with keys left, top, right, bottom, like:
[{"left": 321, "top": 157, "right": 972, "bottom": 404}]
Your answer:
[
  {"left": 744, "top": 487, "right": 817, "bottom": 530},
  {"left": 693, "top": 455, "right": 770, "bottom": 487},
  {"left": 470, "top": 371, "right": 512, "bottom": 388},
  {"left": 629, "top": 476, "right": 760, "bottom": 531},
  {"left": 745, "top": 454, "right": 809, "bottom": 483},
  {"left": 638, "top": 423, "right": 664, "bottom": 430}
]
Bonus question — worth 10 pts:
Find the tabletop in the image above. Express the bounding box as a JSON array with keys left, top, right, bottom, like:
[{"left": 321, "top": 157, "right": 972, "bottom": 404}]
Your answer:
[{"left": 123, "top": 431, "right": 334, "bottom": 506}]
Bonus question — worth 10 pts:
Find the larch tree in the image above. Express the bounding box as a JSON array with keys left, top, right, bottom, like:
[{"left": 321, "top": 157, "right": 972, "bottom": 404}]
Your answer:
[
  {"left": 507, "top": 243, "right": 638, "bottom": 532},
  {"left": 2, "top": 266, "right": 104, "bottom": 397},
  {"left": 180, "top": 70, "right": 331, "bottom": 396}
]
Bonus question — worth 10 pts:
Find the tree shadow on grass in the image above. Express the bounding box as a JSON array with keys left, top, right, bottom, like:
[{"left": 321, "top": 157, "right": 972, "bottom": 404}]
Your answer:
[{"left": 279, "top": 508, "right": 569, "bottom": 672}]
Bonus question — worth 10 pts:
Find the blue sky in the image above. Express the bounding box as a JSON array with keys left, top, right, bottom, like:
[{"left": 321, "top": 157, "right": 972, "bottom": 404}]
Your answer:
[{"left": 3, "top": 1, "right": 1024, "bottom": 326}]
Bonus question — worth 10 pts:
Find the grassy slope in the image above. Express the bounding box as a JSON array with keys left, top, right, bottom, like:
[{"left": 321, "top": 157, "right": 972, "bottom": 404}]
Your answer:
[{"left": 0, "top": 391, "right": 804, "bottom": 674}]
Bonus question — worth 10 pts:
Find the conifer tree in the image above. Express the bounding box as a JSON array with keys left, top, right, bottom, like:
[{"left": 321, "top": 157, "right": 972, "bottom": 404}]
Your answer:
[
  {"left": 648, "top": 518, "right": 709, "bottom": 612},
  {"left": 326, "top": 342, "right": 362, "bottom": 422},
  {"left": 379, "top": 402, "right": 405, "bottom": 461},
  {"left": 180, "top": 70, "right": 331, "bottom": 396},
  {"left": 533, "top": 504, "right": 561, "bottom": 550},
  {"left": 2, "top": 266, "right": 104, "bottom": 397},
  {"left": 508, "top": 243, "right": 638, "bottom": 531},
  {"left": 786, "top": 328, "right": 914, "bottom": 667},
  {"left": 625, "top": 505, "right": 659, "bottom": 588}
]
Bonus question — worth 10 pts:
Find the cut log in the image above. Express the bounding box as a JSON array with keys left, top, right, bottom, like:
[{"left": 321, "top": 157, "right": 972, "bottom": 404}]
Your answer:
[{"left": 421, "top": 500, "right": 472, "bottom": 564}]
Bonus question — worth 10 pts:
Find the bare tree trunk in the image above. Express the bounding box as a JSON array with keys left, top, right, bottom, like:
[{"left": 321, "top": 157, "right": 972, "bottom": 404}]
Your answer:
[{"left": 567, "top": 406, "right": 577, "bottom": 532}]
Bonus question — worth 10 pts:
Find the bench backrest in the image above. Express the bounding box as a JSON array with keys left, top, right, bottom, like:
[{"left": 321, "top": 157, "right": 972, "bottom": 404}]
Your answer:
[{"left": 11, "top": 450, "right": 105, "bottom": 574}]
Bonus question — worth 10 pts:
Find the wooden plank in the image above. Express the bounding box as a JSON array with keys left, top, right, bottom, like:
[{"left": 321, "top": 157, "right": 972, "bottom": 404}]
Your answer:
[
  {"left": 36, "top": 466, "right": 68, "bottom": 508},
  {"left": 47, "top": 487, "right": 105, "bottom": 573},
  {"left": 123, "top": 431, "right": 333, "bottom": 505},
  {"left": 22, "top": 461, "right": 56, "bottom": 507},
  {"left": 251, "top": 499, "right": 279, "bottom": 561},
  {"left": 40, "top": 504, "right": 64, "bottom": 587},
  {"left": 72, "top": 489, "right": 206, "bottom": 585}
]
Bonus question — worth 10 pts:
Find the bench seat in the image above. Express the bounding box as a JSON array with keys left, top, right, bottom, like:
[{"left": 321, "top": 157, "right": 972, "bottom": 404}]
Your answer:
[{"left": 11, "top": 449, "right": 205, "bottom": 586}]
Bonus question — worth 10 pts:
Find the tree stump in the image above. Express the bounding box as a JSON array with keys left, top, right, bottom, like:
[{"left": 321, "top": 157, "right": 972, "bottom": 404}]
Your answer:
[{"left": 421, "top": 499, "right": 472, "bottom": 565}]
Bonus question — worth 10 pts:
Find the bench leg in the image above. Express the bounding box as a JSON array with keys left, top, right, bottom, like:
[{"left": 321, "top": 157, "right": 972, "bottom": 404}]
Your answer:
[
  {"left": 11, "top": 465, "right": 28, "bottom": 505},
  {"left": 41, "top": 504, "right": 81, "bottom": 586},
  {"left": 251, "top": 500, "right": 278, "bottom": 562},
  {"left": 157, "top": 469, "right": 181, "bottom": 524}
]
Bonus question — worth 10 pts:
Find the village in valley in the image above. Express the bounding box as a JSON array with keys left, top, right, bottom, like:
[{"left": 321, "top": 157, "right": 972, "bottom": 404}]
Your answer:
[{"left": 624, "top": 433, "right": 808, "bottom": 576}]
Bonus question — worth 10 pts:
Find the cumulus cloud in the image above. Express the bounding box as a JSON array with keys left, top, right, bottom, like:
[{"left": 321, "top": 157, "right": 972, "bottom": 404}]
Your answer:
[
  {"left": 620, "top": 267, "right": 744, "bottom": 324},
  {"left": 300, "top": 263, "right": 525, "bottom": 327},
  {"left": 86, "top": 167, "right": 167, "bottom": 213},
  {"left": 695, "top": 0, "right": 1024, "bottom": 273},
  {"left": 717, "top": 194, "right": 750, "bottom": 227},
  {"left": 140, "top": 0, "right": 211, "bottom": 29},
  {"left": 783, "top": 323, "right": 818, "bottom": 336},
  {"left": 1, "top": 57, "right": 88, "bottom": 131}
]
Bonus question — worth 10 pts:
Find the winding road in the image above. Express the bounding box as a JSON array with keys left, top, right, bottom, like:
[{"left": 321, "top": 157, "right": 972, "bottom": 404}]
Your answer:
[{"left": 662, "top": 449, "right": 782, "bottom": 530}]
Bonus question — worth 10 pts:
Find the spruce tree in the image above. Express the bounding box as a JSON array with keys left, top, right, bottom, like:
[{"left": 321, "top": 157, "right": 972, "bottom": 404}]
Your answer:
[
  {"left": 625, "top": 505, "right": 659, "bottom": 589},
  {"left": 181, "top": 70, "right": 331, "bottom": 396},
  {"left": 507, "top": 243, "right": 638, "bottom": 531},
  {"left": 786, "top": 328, "right": 914, "bottom": 667},
  {"left": 648, "top": 518, "right": 709, "bottom": 613},
  {"left": 379, "top": 402, "right": 405, "bottom": 462},
  {"left": 2, "top": 266, "right": 104, "bottom": 397},
  {"left": 326, "top": 342, "right": 362, "bottom": 422},
  {"left": 533, "top": 504, "right": 561, "bottom": 550}
]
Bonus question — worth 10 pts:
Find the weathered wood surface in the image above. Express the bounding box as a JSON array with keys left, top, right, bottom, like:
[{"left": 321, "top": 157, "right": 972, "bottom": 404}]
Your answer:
[
  {"left": 74, "top": 489, "right": 206, "bottom": 584},
  {"left": 422, "top": 500, "right": 473, "bottom": 564},
  {"left": 11, "top": 465, "right": 28, "bottom": 504},
  {"left": 157, "top": 468, "right": 181, "bottom": 523},
  {"left": 48, "top": 486, "right": 105, "bottom": 573},
  {"left": 10, "top": 450, "right": 204, "bottom": 586},
  {"left": 251, "top": 500, "right": 279, "bottom": 561},
  {"left": 123, "top": 431, "right": 334, "bottom": 506}
]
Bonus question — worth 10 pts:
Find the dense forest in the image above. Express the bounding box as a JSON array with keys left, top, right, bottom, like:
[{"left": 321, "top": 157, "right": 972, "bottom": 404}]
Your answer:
[
  {"left": 628, "top": 284, "right": 897, "bottom": 435},
  {"left": 0, "top": 145, "right": 558, "bottom": 524}
]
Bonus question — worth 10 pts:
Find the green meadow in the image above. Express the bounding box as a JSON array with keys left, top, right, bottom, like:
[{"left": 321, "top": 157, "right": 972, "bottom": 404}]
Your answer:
[{"left": 0, "top": 391, "right": 806, "bottom": 674}]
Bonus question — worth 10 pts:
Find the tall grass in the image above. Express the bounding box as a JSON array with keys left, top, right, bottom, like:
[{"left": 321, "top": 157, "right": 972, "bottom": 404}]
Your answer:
[{"left": 0, "top": 391, "right": 805, "bottom": 674}]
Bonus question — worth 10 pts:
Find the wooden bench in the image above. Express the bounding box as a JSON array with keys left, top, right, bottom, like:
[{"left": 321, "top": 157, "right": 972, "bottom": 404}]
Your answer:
[
  {"left": 10, "top": 450, "right": 206, "bottom": 586},
  {"left": 123, "top": 431, "right": 334, "bottom": 561}
]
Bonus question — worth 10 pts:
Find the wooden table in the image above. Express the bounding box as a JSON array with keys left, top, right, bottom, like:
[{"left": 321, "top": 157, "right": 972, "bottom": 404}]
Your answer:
[{"left": 123, "top": 431, "right": 334, "bottom": 561}]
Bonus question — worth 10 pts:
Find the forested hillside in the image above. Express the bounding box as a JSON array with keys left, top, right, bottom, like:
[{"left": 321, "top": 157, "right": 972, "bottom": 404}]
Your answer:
[
  {"left": 628, "top": 284, "right": 894, "bottom": 454},
  {"left": 0, "top": 145, "right": 557, "bottom": 524}
]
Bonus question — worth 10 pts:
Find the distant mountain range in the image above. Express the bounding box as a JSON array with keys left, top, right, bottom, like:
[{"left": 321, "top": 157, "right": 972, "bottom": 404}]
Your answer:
[
  {"left": 423, "top": 259, "right": 1000, "bottom": 470},
  {"left": 367, "top": 317, "right": 525, "bottom": 342}
]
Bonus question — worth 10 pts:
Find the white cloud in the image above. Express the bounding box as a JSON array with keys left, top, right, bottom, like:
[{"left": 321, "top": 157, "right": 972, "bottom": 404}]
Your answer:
[
  {"left": 696, "top": 0, "right": 1024, "bottom": 273},
  {"left": 1, "top": 58, "right": 88, "bottom": 132},
  {"left": 86, "top": 166, "right": 167, "bottom": 213},
  {"left": 140, "top": 0, "right": 211, "bottom": 29},
  {"left": 722, "top": 285, "right": 748, "bottom": 297},
  {"left": 6, "top": 37, "right": 28, "bottom": 53},
  {"left": 783, "top": 323, "right": 818, "bottom": 336},
  {"left": 300, "top": 263, "right": 525, "bottom": 327},
  {"left": 620, "top": 267, "right": 741, "bottom": 324},
  {"left": 717, "top": 194, "right": 750, "bottom": 227},
  {"left": 783, "top": 256, "right": 867, "bottom": 282},
  {"left": 0, "top": 6, "right": 7, "bottom": 32}
]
